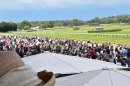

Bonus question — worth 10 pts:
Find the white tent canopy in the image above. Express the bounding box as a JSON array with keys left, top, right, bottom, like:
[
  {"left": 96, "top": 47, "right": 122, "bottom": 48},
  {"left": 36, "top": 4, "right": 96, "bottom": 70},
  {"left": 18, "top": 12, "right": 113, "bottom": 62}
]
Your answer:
[
  {"left": 55, "top": 69, "right": 130, "bottom": 86},
  {"left": 22, "top": 52, "right": 125, "bottom": 74}
]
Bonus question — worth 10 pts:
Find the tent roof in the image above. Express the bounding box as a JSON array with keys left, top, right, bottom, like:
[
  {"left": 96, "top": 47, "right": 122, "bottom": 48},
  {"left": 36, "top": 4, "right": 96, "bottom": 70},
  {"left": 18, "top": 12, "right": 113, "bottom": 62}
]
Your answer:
[
  {"left": 55, "top": 69, "right": 130, "bottom": 86},
  {"left": 22, "top": 52, "right": 125, "bottom": 74}
]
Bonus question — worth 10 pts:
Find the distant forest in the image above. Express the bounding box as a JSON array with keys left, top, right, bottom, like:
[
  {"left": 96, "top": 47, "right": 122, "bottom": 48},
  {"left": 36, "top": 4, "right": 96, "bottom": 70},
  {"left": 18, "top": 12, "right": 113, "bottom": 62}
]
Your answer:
[
  {"left": 28, "top": 14, "right": 130, "bottom": 29},
  {"left": 0, "top": 14, "right": 130, "bottom": 32}
]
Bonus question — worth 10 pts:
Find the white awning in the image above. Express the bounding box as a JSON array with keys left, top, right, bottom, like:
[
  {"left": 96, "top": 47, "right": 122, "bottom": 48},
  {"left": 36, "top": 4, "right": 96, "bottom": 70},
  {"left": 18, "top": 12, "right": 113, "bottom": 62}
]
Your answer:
[
  {"left": 55, "top": 69, "right": 130, "bottom": 86},
  {"left": 22, "top": 52, "right": 125, "bottom": 74}
]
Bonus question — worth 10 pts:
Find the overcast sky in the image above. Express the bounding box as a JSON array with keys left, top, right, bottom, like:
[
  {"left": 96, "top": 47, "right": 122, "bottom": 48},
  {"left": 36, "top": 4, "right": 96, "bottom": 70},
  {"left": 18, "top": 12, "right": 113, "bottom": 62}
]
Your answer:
[{"left": 0, "top": 0, "right": 130, "bottom": 22}]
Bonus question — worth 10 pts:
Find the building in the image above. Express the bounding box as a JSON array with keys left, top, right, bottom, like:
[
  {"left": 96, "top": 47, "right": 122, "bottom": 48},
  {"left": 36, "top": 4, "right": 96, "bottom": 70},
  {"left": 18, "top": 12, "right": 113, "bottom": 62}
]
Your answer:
[{"left": 96, "top": 27, "right": 104, "bottom": 31}]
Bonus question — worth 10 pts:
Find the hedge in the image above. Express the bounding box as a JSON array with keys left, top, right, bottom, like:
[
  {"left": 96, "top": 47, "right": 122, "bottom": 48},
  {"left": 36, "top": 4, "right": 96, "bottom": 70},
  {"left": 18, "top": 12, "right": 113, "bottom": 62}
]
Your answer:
[
  {"left": 88, "top": 23, "right": 100, "bottom": 26},
  {"left": 73, "top": 27, "right": 80, "bottom": 30},
  {"left": 88, "top": 29, "right": 122, "bottom": 33},
  {"left": 27, "top": 30, "right": 37, "bottom": 32}
]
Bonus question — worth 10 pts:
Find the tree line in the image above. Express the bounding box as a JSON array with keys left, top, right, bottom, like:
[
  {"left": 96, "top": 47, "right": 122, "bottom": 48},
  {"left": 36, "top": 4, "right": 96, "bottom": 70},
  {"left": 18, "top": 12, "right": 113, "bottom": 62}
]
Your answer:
[
  {"left": 25, "top": 14, "right": 130, "bottom": 29},
  {"left": 1, "top": 14, "right": 130, "bottom": 32},
  {"left": 17, "top": 19, "right": 85, "bottom": 30},
  {"left": 0, "top": 22, "right": 17, "bottom": 32},
  {"left": 89, "top": 14, "right": 130, "bottom": 25}
]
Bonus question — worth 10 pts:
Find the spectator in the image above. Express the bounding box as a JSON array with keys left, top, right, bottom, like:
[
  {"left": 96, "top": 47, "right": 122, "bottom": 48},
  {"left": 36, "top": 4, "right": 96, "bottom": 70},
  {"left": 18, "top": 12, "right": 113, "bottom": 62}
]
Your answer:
[{"left": 0, "top": 35, "right": 129, "bottom": 67}]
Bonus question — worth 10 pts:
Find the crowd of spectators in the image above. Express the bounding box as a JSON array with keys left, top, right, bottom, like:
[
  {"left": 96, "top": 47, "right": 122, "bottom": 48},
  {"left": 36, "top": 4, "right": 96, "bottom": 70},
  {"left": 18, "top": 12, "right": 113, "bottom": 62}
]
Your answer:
[{"left": 0, "top": 35, "right": 130, "bottom": 67}]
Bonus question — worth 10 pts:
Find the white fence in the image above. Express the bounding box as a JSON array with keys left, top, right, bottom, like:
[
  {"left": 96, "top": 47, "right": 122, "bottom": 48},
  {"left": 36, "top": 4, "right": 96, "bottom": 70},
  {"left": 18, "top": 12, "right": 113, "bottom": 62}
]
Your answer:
[{"left": 53, "top": 33, "right": 130, "bottom": 39}]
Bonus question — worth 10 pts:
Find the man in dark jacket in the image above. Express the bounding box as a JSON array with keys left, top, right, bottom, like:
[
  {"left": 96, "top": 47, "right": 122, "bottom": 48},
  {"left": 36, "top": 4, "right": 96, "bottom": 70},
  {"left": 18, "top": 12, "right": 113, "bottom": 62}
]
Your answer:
[{"left": 127, "top": 49, "right": 130, "bottom": 67}]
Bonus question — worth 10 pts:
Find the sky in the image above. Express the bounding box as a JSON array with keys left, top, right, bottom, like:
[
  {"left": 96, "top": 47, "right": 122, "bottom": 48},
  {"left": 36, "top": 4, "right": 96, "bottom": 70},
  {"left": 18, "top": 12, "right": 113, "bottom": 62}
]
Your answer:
[{"left": 0, "top": 0, "right": 130, "bottom": 22}]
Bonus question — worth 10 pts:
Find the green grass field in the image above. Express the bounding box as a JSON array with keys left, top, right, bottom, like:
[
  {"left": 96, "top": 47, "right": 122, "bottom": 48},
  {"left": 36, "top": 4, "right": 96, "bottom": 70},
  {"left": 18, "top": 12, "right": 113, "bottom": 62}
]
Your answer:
[{"left": 1, "top": 25, "right": 130, "bottom": 45}]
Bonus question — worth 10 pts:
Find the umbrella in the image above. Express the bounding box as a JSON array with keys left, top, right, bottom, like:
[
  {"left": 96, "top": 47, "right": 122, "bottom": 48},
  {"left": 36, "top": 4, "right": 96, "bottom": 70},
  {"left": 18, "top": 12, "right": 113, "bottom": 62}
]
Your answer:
[
  {"left": 55, "top": 68, "right": 130, "bottom": 86},
  {"left": 22, "top": 52, "right": 125, "bottom": 74}
]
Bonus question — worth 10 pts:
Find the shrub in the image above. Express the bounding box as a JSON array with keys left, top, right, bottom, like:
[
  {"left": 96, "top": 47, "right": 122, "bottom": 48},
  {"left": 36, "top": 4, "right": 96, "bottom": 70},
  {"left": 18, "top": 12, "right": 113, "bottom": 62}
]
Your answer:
[
  {"left": 73, "top": 27, "right": 80, "bottom": 31},
  {"left": 88, "top": 29, "right": 122, "bottom": 33}
]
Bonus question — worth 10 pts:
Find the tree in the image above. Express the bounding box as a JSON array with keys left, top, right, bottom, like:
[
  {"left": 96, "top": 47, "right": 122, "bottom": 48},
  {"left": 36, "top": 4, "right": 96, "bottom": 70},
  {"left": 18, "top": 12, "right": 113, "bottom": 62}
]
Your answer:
[
  {"left": 93, "top": 17, "right": 100, "bottom": 23},
  {"left": 44, "top": 21, "right": 54, "bottom": 28},
  {"left": 71, "top": 19, "right": 82, "bottom": 26},
  {"left": 21, "top": 20, "right": 31, "bottom": 28},
  {"left": 40, "top": 24, "right": 45, "bottom": 29},
  {"left": 17, "top": 23, "right": 24, "bottom": 30},
  {"left": 9, "top": 22, "right": 17, "bottom": 31},
  {"left": 56, "top": 22, "right": 62, "bottom": 27},
  {"left": 0, "top": 22, "right": 17, "bottom": 32},
  {"left": 49, "top": 21, "right": 54, "bottom": 28},
  {"left": 24, "top": 25, "right": 29, "bottom": 30},
  {"left": 0, "top": 21, "right": 8, "bottom": 32},
  {"left": 0, "top": 23, "right": 2, "bottom": 32},
  {"left": 44, "top": 22, "right": 49, "bottom": 28}
]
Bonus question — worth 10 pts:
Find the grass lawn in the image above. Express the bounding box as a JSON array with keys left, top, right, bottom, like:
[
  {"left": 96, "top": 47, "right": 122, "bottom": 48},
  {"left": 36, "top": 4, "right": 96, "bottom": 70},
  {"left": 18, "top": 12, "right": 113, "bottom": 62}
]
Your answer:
[{"left": 1, "top": 25, "right": 130, "bottom": 45}]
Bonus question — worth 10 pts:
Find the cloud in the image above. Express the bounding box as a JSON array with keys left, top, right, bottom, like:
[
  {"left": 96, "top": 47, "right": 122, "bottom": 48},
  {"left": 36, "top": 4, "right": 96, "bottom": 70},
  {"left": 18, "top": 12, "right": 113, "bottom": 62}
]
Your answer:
[
  {"left": 0, "top": 0, "right": 130, "bottom": 10},
  {"left": 86, "top": 0, "right": 130, "bottom": 6}
]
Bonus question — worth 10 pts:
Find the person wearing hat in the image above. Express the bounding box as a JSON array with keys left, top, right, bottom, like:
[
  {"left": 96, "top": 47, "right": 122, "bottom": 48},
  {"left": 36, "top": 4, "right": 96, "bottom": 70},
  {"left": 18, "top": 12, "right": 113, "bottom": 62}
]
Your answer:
[{"left": 0, "top": 51, "right": 55, "bottom": 86}]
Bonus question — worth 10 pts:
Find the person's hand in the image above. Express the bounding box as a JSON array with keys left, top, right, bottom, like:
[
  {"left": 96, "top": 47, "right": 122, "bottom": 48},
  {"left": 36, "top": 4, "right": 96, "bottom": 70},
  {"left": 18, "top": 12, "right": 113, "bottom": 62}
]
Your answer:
[{"left": 37, "top": 70, "right": 53, "bottom": 83}]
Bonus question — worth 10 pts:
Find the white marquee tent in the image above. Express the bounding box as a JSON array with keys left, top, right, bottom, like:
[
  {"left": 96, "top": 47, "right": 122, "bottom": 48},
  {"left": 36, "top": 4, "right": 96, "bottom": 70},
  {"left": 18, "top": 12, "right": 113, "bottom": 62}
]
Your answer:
[
  {"left": 22, "top": 52, "right": 125, "bottom": 74},
  {"left": 55, "top": 68, "right": 130, "bottom": 86}
]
